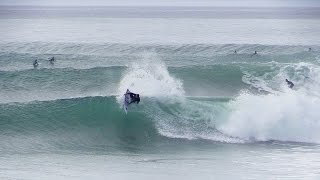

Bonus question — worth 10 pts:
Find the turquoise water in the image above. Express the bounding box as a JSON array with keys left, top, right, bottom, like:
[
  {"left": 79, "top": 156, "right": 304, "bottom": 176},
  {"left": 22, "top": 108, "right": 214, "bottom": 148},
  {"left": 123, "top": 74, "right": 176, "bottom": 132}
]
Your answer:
[{"left": 1, "top": 6, "right": 320, "bottom": 179}]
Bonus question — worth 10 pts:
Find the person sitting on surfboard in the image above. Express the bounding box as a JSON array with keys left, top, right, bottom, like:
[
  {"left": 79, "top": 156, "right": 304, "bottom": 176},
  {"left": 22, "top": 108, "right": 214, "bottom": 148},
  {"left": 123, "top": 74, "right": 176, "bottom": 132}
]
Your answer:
[
  {"left": 49, "top": 56, "right": 55, "bottom": 64},
  {"left": 33, "top": 59, "right": 39, "bottom": 68},
  {"left": 125, "top": 89, "right": 140, "bottom": 104}
]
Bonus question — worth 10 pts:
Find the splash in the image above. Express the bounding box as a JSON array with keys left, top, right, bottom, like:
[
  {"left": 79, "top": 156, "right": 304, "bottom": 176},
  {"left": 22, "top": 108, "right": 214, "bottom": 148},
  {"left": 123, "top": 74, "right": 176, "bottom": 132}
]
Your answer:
[
  {"left": 117, "top": 52, "right": 185, "bottom": 99},
  {"left": 219, "top": 62, "right": 320, "bottom": 143}
]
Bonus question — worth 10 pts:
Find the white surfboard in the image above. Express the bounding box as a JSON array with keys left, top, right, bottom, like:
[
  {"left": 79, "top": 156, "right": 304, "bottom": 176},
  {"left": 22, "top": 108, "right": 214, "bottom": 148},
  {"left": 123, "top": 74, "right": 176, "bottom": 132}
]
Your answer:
[{"left": 123, "top": 90, "right": 132, "bottom": 114}]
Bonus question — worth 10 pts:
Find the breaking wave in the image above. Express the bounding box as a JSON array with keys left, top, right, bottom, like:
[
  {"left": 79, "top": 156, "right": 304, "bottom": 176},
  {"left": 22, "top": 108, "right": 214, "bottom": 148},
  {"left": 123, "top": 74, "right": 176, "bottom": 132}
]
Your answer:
[{"left": 1, "top": 42, "right": 320, "bottom": 153}]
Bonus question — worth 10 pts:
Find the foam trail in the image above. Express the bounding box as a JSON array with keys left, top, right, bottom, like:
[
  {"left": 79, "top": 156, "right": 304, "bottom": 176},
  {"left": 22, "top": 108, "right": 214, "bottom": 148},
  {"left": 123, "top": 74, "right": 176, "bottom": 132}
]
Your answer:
[{"left": 149, "top": 99, "right": 243, "bottom": 143}]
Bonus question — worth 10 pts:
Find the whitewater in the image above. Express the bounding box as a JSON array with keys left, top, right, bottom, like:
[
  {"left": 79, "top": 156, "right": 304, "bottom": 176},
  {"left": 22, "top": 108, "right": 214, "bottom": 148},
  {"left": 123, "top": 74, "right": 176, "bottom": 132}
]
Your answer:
[{"left": 1, "top": 6, "right": 320, "bottom": 180}]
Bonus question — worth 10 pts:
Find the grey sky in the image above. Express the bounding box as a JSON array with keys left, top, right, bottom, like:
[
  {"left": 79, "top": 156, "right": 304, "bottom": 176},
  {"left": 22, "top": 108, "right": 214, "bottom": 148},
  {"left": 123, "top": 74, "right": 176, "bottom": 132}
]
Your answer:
[{"left": 1, "top": 0, "right": 320, "bottom": 7}]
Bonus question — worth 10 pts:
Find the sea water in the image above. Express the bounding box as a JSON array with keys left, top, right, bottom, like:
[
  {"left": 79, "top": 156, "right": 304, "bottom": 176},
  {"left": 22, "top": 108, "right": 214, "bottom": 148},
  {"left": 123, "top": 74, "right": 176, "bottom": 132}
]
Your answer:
[{"left": 0, "top": 6, "right": 320, "bottom": 179}]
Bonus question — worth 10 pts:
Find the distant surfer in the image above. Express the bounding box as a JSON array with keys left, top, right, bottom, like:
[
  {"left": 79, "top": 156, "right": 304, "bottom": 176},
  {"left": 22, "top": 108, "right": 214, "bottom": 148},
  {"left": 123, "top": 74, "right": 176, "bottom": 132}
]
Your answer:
[
  {"left": 49, "top": 56, "right": 55, "bottom": 64},
  {"left": 123, "top": 89, "right": 140, "bottom": 112},
  {"left": 285, "top": 79, "right": 294, "bottom": 89},
  {"left": 33, "top": 59, "right": 39, "bottom": 68},
  {"left": 309, "top": 47, "right": 312, "bottom": 52},
  {"left": 234, "top": 50, "right": 237, "bottom": 54},
  {"left": 251, "top": 51, "right": 257, "bottom": 57}
]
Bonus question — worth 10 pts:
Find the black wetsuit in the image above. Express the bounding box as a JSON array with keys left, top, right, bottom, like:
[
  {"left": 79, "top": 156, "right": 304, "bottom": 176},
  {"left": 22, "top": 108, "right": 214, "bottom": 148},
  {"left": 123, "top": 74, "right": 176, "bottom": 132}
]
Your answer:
[
  {"left": 286, "top": 79, "right": 294, "bottom": 89},
  {"left": 49, "top": 57, "right": 55, "bottom": 63},
  {"left": 128, "top": 93, "right": 140, "bottom": 104},
  {"left": 33, "top": 60, "right": 38, "bottom": 67}
]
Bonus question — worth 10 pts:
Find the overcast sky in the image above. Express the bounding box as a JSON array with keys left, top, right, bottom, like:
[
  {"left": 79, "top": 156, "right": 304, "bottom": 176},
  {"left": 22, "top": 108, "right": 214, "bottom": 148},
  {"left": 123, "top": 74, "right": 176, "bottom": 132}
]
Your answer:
[{"left": 1, "top": 0, "right": 320, "bottom": 7}]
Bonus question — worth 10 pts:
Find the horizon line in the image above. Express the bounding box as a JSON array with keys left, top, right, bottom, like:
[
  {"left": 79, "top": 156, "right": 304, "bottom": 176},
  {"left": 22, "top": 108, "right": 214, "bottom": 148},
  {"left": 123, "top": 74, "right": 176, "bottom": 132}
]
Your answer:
[{"left": 1, "top": 5, "right": 320, "bottom": 8}]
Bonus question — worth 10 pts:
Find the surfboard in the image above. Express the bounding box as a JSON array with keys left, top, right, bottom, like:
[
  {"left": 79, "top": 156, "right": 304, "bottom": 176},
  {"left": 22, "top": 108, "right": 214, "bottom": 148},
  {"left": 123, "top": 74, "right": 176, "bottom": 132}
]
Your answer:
[
  {"left": 123, "top": 92, "right": 131, "bottom": 114},
  {"left": 123, "top": 97, "right": 128, "bottom": 114}
]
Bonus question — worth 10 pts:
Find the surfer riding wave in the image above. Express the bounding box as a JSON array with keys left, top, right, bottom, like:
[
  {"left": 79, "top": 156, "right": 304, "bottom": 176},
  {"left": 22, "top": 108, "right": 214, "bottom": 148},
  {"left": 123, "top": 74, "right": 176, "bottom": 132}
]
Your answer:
[{"left": 123, "top": 89, "right": 140, "bottom": 113}]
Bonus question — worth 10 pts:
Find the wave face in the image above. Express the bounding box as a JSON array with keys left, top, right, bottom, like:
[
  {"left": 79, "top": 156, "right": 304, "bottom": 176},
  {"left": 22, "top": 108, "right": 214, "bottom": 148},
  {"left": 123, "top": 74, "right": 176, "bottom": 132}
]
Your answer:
[
  {"left": 0, "top": 96, "right": 241, "bottom": 153},
  {"left": 1, "top": 42, "right": 320, "bottom": 152}
]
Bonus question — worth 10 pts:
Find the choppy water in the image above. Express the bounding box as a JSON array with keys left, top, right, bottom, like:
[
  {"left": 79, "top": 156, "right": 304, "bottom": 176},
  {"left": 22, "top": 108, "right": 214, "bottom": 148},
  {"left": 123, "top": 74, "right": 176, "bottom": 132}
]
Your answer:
[{"left": 1, "top": 6, "right": 320, "bottom": 180}]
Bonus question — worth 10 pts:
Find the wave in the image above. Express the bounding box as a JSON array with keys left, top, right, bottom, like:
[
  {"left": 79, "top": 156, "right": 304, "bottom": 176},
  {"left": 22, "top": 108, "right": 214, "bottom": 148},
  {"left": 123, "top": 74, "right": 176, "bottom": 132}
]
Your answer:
[
  {"left": 1, "top": 43, "right": 320, "bottom": 151},
  {"left": 219, "top": 61, "right": 320, "bottom": 143},
  {"left": 0, "top": 96, "right": 241, "bottom": 153},
  {"left": 219, "top": 89, "right": 320, "bottom": 144},
  {"left": 2, "top": 88, "right": 320, "bottom": 153},
  {"left": 0, "top": 96, "right": 158, "bottom": 153},
  {"left": 0, "top": 62, "right": 248, "bottom": 103},
  {"left": 1, "top": 60, "right": 319, "bottom": 103}
]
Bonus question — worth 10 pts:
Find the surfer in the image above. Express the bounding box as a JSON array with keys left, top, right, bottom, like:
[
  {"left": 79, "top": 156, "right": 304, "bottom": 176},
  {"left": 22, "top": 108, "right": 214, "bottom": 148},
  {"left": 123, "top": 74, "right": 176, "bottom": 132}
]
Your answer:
[
  {"left": 123, "top": 89, "right": 140, "bottom": 113},
  {"left": 251, "top": 51, "right": 257, "bottom": 57},
  {"left": 285, "top": 79, "right": 294, "bottom": 89},
  {"left": 309, "top": 47, "right": 312, "bottom": 52},
  {"left": 49, "top": 56, "right": 55, "bottom": 64},
  {"left": 125, "top": 89, "right": 140, "bottom": 104},
  {"left": 33, "top": 59, "right": 39, "bottom": 68},
  {"left": 234, "top": 50, "right": 237, "bottom": 54}
]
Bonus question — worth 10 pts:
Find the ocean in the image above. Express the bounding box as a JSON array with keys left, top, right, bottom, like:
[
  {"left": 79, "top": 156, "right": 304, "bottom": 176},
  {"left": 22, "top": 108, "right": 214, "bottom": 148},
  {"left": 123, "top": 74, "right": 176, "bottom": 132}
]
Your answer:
[{"left": 0, "top": 6, "right": 320, "bottom": 179}]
